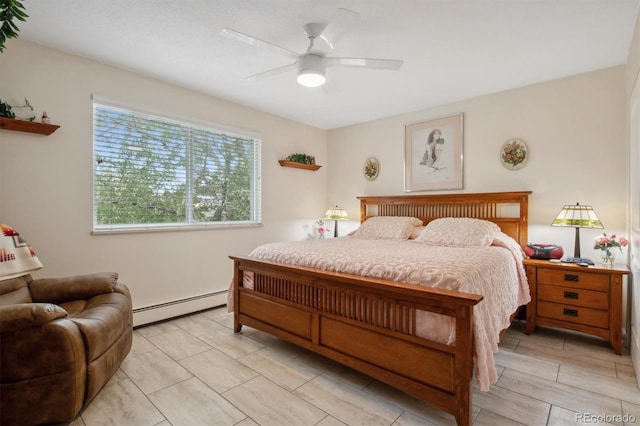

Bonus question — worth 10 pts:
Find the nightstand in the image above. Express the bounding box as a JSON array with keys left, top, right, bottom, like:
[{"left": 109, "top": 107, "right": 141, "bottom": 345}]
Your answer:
[{"left": 523, "top": 259, "right": 630, "bottom": 354}]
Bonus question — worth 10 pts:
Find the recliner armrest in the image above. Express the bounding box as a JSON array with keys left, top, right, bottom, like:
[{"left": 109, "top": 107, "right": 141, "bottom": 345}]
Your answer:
[
  {"left": 30, "top": 272, "right": 119, "bottom": 303},
  {"left": 0, "top": 303, "right": 68, "bottom": 332}
]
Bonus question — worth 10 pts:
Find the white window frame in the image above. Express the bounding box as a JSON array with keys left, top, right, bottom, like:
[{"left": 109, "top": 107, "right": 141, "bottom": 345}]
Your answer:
[{"left": 92, "top": 98, "right": 262, "bottom": 234}]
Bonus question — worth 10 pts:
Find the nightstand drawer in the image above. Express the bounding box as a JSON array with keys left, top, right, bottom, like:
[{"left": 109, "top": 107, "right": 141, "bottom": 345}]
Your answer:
[
  {"left": 538, "top": 284, "right": 608, "bottom": 309},
  {"left": 537, "top": 268, "right": 609, "bottom": 292},
  {"left": 537, "top": 301, "right": 608, "bottom": 328}
]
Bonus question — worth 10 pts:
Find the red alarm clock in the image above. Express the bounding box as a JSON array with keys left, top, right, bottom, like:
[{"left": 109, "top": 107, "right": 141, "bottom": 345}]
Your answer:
[{"left": 525, "top": 243, "right": 564, "bottom": 260}]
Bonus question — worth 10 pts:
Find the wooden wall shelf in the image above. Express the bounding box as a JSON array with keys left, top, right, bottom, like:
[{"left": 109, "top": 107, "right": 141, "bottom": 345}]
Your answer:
[
  {"left": 0, "top": 117, "right": 60, "bottom": 135},
  {"left": 278, "top": 160, "right": 321, "bottom": 171}
]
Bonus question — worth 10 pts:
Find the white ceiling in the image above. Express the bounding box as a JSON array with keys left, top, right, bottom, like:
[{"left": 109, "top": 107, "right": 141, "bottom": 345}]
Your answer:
[{"left": 16, "top": 0, "right": 640, "bottom": 130}]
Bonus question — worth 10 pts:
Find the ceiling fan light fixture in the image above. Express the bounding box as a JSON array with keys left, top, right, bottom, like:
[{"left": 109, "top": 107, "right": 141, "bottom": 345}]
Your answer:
[
  {"left": 297, "top": 54, "right": 326, "bottom": 87},
  {"left": 297, "top": 70, "right": 326, "bottom": 87}
]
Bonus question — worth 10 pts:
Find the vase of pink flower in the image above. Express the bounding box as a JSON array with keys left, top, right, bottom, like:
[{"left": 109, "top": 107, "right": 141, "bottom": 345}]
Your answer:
[
  {"left": 316, "top": 220, "right": 326, "bottom": 239},
  {"left": 593, "top": 233, "right": 628, "bottom": 267}
]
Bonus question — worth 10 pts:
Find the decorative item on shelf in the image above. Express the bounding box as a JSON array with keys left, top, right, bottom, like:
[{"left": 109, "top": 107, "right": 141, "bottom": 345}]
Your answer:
[
  {"left": 363, "top": 157, "right": 379, "bottom": 181},
  {"left": 41, "top": 111, "right": 51, "bottom": 124},
  {"left": 551, "top": 202, "right": 603, "bottom": 264},
  {"left": 500, "top": 138, "right": 528, "bottom": 170},
  {"left": 279, "top": 153, "right": 321, "bottom": 170},
  {"left": 593, "top": 233, "right": 628, "bottom": 267},
  {"left": 0, "top": 98, "right": 35, "bottom": 121},
  {"left": 323, "top": 206, "right": 349, "bottom": 238},
  {"left": 0, "top": 221, "right": 43, "bottom": 280},
  {"left": 0, "top": 100, "right": 12, "bottom": 119},
  {"left": 286, "top": 153, "right": 315, "bottom": 164}
]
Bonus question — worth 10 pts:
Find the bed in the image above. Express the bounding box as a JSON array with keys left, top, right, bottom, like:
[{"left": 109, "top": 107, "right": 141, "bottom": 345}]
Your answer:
[{"left": 229, "top": 191, "right": 531, "bottom": 426}]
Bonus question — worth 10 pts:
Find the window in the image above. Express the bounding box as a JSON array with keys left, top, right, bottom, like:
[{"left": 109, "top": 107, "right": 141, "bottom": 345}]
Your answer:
[{"left": 93, "top": 101, "right": 261, "bottom": 232}]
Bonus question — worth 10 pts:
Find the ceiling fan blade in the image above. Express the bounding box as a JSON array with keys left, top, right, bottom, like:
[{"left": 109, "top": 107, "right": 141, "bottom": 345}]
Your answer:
[
  {"left": 326, "top": 57, "right": 403, "bottom": 70},
  {"left": 246, "top": 63, "right": 296, "bottom": 82},
  {"left": 319, "top": 8, "right": 359, "bottom": 50},
  {"left": 220, "top": 28, "right": 299, "bottom": 60}
]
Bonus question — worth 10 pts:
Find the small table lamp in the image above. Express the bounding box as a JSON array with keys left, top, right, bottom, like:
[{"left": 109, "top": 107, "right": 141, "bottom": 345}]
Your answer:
[
  {"left": 551, "top": 203, "right": 603, "bottom": 263},
  {"left": 0, "top": 221, "right": 43, "bottom": 280},
  {"left": 324, "top": 206, "right": 349, "bottom": 238}
]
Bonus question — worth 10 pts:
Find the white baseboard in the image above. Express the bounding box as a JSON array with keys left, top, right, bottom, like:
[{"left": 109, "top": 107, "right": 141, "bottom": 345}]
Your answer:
[{"left": 132, "top": 291, "right": 228, "bottom": 327}]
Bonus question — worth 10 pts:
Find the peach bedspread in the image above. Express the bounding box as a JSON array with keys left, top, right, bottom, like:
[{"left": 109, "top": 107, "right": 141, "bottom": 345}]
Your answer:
[{"left": 231, "top": 234, "right": 529, "bottom": 391}]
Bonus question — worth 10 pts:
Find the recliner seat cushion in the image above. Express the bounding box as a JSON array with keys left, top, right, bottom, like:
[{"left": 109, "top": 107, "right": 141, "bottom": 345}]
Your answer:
[{"left": 69, "top": 294, "right": 130, "bottom": 362}]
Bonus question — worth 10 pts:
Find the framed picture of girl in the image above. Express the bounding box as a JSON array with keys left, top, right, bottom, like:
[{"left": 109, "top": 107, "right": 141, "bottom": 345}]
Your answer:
[{"left": 404, "top": 113, "right": 463, "bottom": 192}]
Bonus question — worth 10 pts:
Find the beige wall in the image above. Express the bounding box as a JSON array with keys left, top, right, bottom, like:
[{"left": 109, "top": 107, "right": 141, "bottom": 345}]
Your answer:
[
  {"left": 628, "top": 11, "right": 640, "bottom": 96},
  {"left": 327, "top": 67, "right": 629, "bottom": 258},
  {"left": 0, "top": 40, "right": 328, "bottom": 324}
]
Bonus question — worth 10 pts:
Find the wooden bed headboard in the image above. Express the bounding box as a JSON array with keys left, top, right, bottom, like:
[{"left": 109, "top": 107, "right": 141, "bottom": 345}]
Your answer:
[{"left": 357, "top": 191, "right": 532, "bottom": 248}]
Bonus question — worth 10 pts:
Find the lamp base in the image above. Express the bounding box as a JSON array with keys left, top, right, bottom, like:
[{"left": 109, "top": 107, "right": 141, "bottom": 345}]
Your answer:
[{"left": 573, "top": 227, "right": 581, "bottom": 258}]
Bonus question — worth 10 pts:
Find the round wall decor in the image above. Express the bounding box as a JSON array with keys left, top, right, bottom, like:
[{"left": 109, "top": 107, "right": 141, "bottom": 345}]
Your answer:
[
  {"left": 363, "top": 157, "right": 380, "bottom": 180},
  {"left": 500, "top": 138, "right": 528, "bottom": 170}
]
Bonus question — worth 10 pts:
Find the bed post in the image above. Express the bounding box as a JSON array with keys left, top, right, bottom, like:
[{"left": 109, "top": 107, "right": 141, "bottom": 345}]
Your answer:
[
  {"left": 454, "top": 303, "right": 474, "bottom": 426},
  {"left": 233, "top": 259, "right": 242, "bottom": 333}
]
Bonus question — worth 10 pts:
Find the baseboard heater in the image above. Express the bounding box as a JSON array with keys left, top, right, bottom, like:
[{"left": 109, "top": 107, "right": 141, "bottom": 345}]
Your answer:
[{"left": 132, "top": 290, "right": 228, "bottom": 327}]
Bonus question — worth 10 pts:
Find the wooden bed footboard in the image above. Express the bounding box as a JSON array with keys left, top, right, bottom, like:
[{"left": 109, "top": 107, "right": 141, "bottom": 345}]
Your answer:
[{"left": 231, "top": 256, "right": 483, "bottom": 426}]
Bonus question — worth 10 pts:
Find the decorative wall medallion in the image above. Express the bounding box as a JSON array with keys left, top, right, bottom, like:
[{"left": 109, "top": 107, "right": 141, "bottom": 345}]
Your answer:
[
  {"left": 363, "top": 157, "right": 380, "bottom": 181},
  {"left": 500, "top": 138, "right": 528, "bottom": 170}
]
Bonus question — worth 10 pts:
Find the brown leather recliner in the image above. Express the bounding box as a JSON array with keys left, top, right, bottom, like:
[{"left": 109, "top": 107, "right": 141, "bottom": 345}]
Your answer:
[{"left": 0, "top": 272, "right": 133, "bottom": 425}]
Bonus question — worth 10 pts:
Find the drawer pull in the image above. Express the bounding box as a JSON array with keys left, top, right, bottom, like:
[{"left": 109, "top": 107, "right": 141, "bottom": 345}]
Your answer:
[
  {"left": 563, "top": 308, "right": 579, "bottom": 317},
  {"left": 563, "top": 291, "right": 579, "bottom": 299},
  {"left": 564, "top": 274, "right": 579, "bottom": 282}
]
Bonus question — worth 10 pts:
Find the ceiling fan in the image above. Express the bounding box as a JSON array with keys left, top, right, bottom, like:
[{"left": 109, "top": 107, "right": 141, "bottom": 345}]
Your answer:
[{"left": 220, "top": 8, "right": 403, "bottom": 90}]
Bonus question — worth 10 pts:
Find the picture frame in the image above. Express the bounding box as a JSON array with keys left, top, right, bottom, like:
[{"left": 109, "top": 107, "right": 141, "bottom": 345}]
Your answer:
[{"left": 404, "top": 113, "right": 463, "bottom": 192}]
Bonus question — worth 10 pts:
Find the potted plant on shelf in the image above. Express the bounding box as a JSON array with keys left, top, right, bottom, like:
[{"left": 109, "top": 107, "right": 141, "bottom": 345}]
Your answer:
[
  {"left": 279, "top": 153, "right": 321, "bottom": 171},
  {"left": 0, "top": 98, "right": 35, "bottom": 121}
]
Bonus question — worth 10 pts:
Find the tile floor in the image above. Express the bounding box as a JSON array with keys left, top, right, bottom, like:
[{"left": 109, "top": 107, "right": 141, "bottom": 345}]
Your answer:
[{"left": 69, "top": 307, "right": 639, "bottom": 426}]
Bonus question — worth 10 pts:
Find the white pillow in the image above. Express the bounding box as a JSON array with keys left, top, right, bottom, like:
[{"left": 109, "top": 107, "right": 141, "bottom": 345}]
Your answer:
[
  {"left": 410, "top": 225, "right": 426, "bottom": 239},
  {"left": 352, "top": 216, "right": 423, "bottom": 240},
  {"left": 415, "top": 217, "right": 500, "bottom": 247}
]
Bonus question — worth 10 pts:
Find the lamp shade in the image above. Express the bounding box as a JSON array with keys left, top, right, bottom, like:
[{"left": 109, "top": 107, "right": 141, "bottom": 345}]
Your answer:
[
  {"left": 324, "top": 206, "right": 349, "bottom": 221},
  {"left": 324, "top": 206, "right": 349, "bottom": 238},
  {"left": 0, "top": 221, "right": 43, "bottom": 280},
  {"left": 551, "top": 203, "right": 603, "bottom": 229},
  {"left": 550, "top": 203, "right": 603, "bottom": 259}
]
